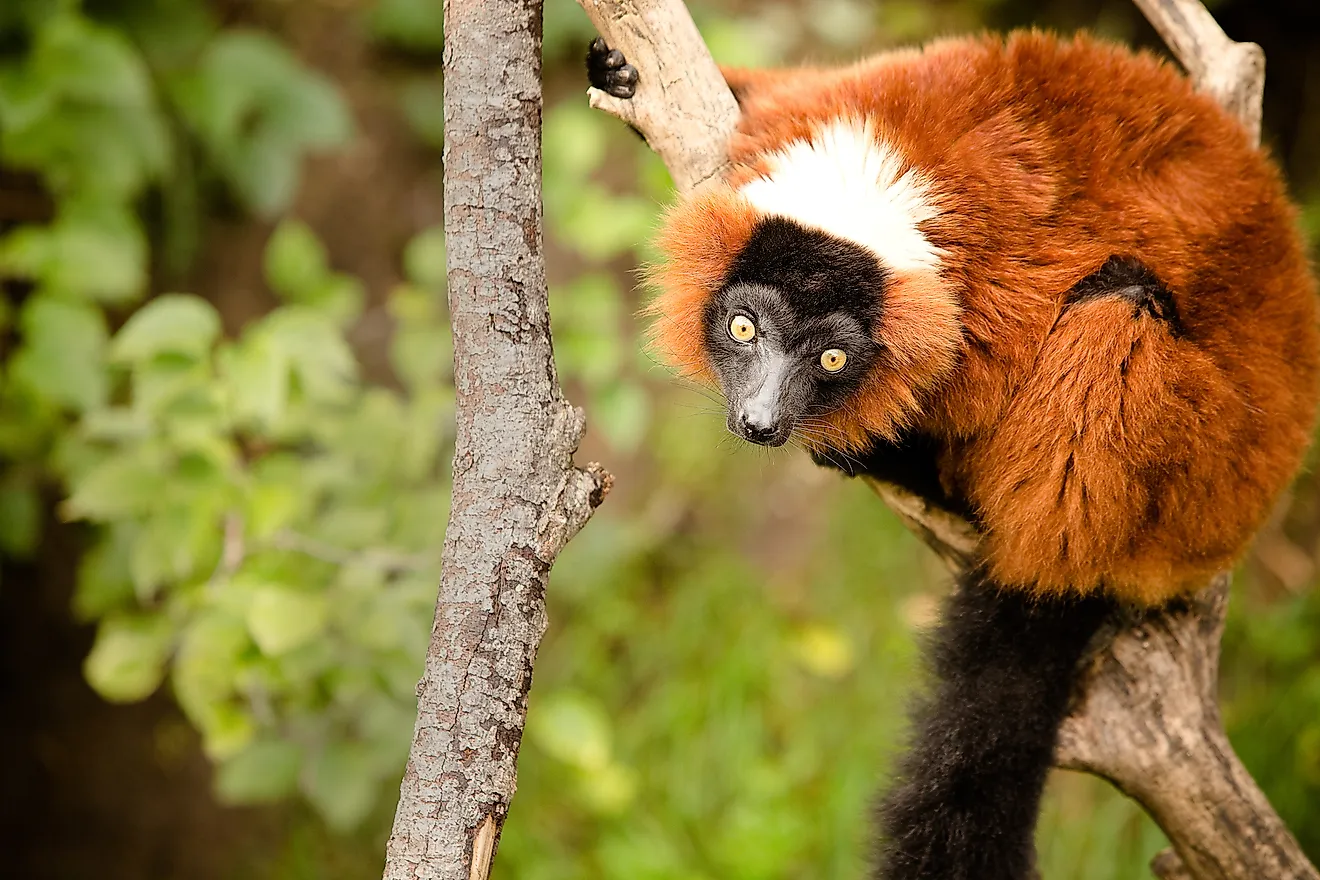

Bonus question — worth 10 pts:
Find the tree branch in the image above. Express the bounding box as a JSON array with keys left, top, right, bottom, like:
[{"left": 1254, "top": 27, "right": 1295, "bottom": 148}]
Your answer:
[
  {"left": 577, "top": 0, "right": 1317, "bottom": 877},
  {"left": 1130, "top": 0, "right": 1265, "bottom": 134},
  {"left": 579, "top": 0, "right": 738, "bottom": 191},
  {"left": 382, "top": 1, "right": 610, "bottom": 877}
]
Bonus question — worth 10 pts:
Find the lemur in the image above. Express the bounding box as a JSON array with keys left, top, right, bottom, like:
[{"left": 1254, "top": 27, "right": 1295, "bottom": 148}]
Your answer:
[{"left": 587, "top": 30, "right": 1320, "bottom": 879}]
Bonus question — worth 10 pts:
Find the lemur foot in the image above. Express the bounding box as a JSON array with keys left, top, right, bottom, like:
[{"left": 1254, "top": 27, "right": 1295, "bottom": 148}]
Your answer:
[
  {"left": 587, "top": 37, "right": 639, "bottom": 98},
  {"left": 1066, "top": 255, "right": 1182, "bottom": 332}
]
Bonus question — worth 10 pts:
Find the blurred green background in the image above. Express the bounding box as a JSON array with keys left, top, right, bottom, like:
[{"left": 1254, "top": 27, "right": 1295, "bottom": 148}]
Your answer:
[{"left": 2, "top": 0, "right": 1319, "bottom": 877}]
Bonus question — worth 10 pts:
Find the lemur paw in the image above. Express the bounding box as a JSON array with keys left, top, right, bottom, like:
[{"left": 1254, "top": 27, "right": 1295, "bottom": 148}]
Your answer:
[{"left": 587, "top": 37, "right": 639, "bottom": 99}]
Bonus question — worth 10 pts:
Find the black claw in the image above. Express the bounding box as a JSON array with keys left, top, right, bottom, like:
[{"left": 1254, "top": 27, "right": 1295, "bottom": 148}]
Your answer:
[{"left": 586, "top": 38, "right": 638, "bottom": 99}]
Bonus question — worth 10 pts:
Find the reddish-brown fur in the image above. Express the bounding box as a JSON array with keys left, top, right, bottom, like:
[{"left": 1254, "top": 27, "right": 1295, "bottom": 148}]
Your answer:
[{"left": 648, "top": 31, "right": 1320, "bottom": 604}]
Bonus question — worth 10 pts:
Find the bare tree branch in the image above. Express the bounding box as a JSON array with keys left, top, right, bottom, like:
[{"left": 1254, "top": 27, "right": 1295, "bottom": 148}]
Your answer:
[
  {"left": 579, "top": 0, "right": 738, "bottom": 191},
  {"left": 577, "top": 0, "right": 1318, "bottom": 877},
  {"left": 382, "top": 1, "right": 611, "bottom": 877},
  {"left": 1131, "top": 0, "right": 1265, "bottom": 134}
]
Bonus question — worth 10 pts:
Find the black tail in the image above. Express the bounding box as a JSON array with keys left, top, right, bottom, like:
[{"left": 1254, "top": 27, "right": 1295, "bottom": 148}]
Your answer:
[{"left": 874, "top": 568, "right": 1117, "bottom": 880}]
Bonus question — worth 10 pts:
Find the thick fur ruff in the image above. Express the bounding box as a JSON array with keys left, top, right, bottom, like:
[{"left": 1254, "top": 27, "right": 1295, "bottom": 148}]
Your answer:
[{"left": 648, "top": 31, "right": 1320, "bottom": 604}]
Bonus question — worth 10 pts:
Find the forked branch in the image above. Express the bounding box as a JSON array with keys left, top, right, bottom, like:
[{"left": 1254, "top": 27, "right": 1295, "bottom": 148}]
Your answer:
[{"left": 577, "top": 0, "right": 1317, "bottom": 877}]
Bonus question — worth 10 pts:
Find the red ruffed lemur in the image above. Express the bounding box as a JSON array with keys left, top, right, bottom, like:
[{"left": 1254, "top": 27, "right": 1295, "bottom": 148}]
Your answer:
[{"left": 588, "top": 29, "right": 1320, "bottom": 880}]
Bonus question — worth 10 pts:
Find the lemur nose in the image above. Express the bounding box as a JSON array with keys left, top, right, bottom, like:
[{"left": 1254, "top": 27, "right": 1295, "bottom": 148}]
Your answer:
[{"left": 739, "top": 411, "right": 778, "bottom": 445}]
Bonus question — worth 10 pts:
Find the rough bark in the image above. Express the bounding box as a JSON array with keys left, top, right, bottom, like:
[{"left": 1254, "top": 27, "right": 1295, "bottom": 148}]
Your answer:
[
  {"left": 578, "top": 0, "right": 1318, "bottom": 877},
  {"left": 382, "top": 1, "right": 611, "bottom": 878}
]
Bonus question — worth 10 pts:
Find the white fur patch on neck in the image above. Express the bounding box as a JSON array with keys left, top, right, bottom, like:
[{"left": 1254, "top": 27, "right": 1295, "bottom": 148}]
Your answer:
[{"left": 738, "top": 119, "right": 943, "bottom": 273}]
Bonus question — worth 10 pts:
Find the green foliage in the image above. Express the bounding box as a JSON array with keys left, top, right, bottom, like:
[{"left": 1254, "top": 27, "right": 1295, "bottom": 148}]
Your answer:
[
  {"left": 55, "top": 222, "right": 452, "bottom": 824},
  {"left": 0, "top": 3, "right": 354, "bottom": 646},
  {"left": 1222, "top": 586, "right": 1320, "bottom": 857},
  {"left": 0, "top": 4, "right": 400, "bottom": 827},
  {"left": 172, "top": 31, "right": 352, "bottom": 217}
]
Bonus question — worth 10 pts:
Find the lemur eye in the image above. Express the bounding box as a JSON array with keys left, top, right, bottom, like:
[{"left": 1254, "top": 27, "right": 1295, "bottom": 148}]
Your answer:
[
  {"left": 820, "top": 349, "right": 848, "bottom": 372},
  {"left": 729, "top": 314, "right": 757, "bottom": 343}
]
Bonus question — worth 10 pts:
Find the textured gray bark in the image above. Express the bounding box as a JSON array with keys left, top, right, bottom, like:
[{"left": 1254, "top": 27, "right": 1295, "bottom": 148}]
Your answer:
[
  {"left": 579, "top": 0, "right": 1318, "bottom": 877},
  {"left": 382, "top": 1, "right": 610, "bottom": 878}
]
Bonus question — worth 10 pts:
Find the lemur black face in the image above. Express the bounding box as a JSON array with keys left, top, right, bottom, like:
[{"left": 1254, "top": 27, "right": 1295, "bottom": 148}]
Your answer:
[{"left": 705, "top": 219, "right": 887, "bottom": 447}]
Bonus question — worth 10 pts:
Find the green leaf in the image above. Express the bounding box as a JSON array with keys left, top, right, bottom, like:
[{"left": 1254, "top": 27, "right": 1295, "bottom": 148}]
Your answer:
[
  {"left": 368, "top": 0, "right": 445, "bottom": 53},
  {"left": 555, "top": 187, "right": 657, "bottom": 261},
  {"left": 264, "top": 219, "right": 329, "bottom": 300},
  {"left": 173, "top": 32, "right": 352, "bottom": 217},
  {"left": 130, "top": 356, "right": 220, "bottom": 424},
  {"left": 83, "top": 613, "right": 172, "bottom": 703},
  {"left": 215, "top": 739, "right": 303, "bottom": 804},
  {"left": 579, "top": 760, "right": 639, "bottom": 815},
  {"left": 398, "top": 78, "right": 444, "bottom": 149},
  {"left": 260, "top": 307, "right": 357, "bottom": 402},
  {"left": 555, "top": 330, "right": 623, "bottom": 388},
  {"left": 9, "top": 296, "right": 108, "bottom": 411},
  {"left": 181, "top": 32, "right": 352, "bottom": 148},
  {"left": 64, "top": 450, "right": 166, "bottom": 520},
  {"left": 390, "top": 321, "right": 452, "bottom": 392},
  {"left": 528, "top": 690, "right": 613, "bottom": 771},
  {"left": 31, "top": 14, "right": 154, "bottom": 108},
  {"left": 402, "top": 225, "right": 447, "bottom": 291},
  {"left": 199, "top": 702, "right": 256, "bottom": 760},
  {"left": 543, "top": 101, "right": 608, "bottom": 182},
  {"left": 246, "top": 478, "right": 302, "bottom": 541},
  {"left": 592, "top": 381, "right": 650, "bottom": 454},
  {"left": 129, "top": 506, "right": 222, "bottom": 600},
  {"left": 245, "top": 584, "right": 329, "bottom": 655},
  {"left": 303, "top": 742, "right": 379, "bottom": 830},
  {"left": 174, "top": 610, "right": 249, "bottom": 724},
  {"left": 0, "top": 483, "right": 41, "bottom": 557},
  {"left": 74, "top": 526, "right": 136, "bottom": 619},
  {"left": 313, "top": 502, "right": 390, "bottom": 548},
  {"left": 223, "top": 131, "right": 302, "bottom": 217},
  {"left": 110, "top": 294, "right": 222, "bottom": 363},
  {"left": 0, "top": 208, "right": 149, "bottom": 301},
  {"left": 550, "top": 274, "right": 625, "bottom": 387},
  {"left": 300, "top": 274, "right": 365, "bottom": 326},
  {"left": 80, "top": 407, "right": 152, "bottom": 442},
  {"left": 218, "top": 336, "right": 289, "bottom": 429}
]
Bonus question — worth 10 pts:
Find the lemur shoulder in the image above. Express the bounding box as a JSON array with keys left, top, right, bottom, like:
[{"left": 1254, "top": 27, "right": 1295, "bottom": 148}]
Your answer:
[{"left": 588, "top": 29, "right": 1319, "bottom": 880}]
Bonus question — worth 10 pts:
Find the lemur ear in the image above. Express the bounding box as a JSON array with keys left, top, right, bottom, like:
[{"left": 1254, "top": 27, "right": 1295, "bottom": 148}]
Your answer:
[{"left": 645, "top": 184, "right": 759, "bottom": 380}]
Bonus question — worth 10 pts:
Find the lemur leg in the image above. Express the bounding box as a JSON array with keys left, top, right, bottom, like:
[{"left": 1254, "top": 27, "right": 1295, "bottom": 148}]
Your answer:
[
  {"left": 968, "top": 255, "right": 1237, "bottom": 602},
  {"left": 875, "top": 570, "right": 1114, "bottom": 880}
]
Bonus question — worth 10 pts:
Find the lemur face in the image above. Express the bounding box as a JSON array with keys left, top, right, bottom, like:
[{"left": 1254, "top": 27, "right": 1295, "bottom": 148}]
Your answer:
[
  {"left": 700, "top": 216, "right": 886, "bottom": 447},
  {"left": 704, "top": 280, "right": 880, "bottom": 446}
]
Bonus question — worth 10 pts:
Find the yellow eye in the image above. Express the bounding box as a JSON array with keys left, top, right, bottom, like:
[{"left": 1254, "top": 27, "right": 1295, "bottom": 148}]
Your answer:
[
  {"left": 729, "top": 314, "right": 757, "bottom": 343},
  {"left": 820, "top": 349, "right": 847, "bottom": 372}
]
